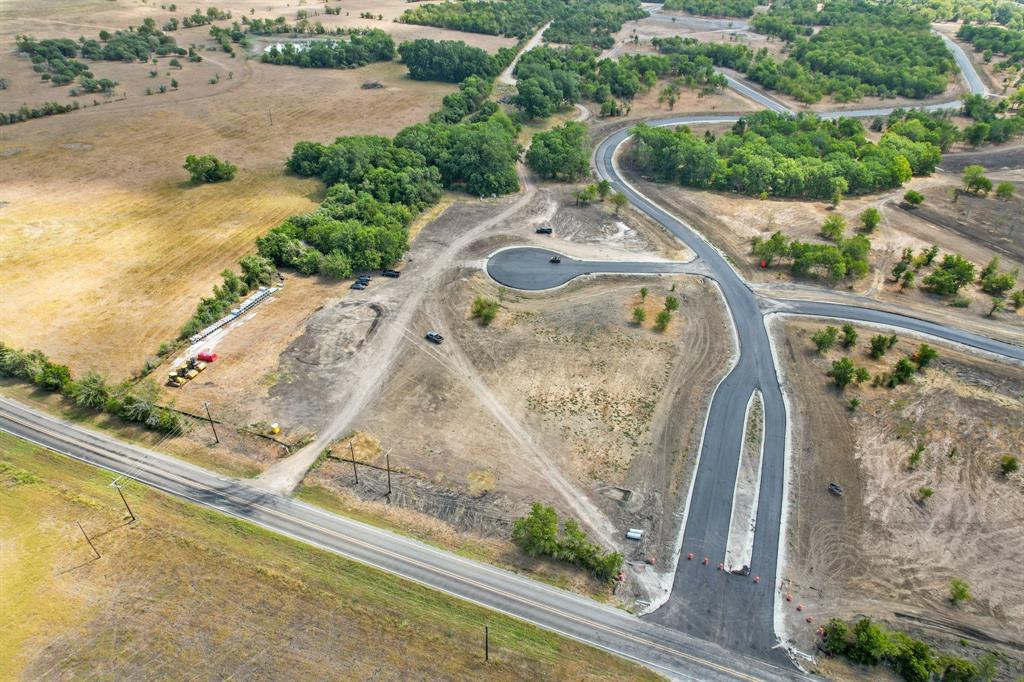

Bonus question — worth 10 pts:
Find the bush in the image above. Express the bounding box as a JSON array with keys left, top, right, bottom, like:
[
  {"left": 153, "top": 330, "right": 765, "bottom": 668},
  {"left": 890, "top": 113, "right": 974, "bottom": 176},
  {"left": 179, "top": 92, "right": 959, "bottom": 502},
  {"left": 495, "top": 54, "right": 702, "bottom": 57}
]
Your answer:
[
  {"left": 962, "top": 164, "right": 992, "bottom": 195},
  {"left": 995, "top": 181, "right": 1015, "bottom": 200},
  {"left": 903, "top": 190, "right": 924, "bottom": 206},
  {"left": 512, "top": 503, "right": 622, "bottom": 582},
  {"left": 184, "top": 154, "right": 237, "bottom": 183},
  {"left": 923, "top": 254, "right": 976, "bottom": 296},
  {"left": 632, "top": 306, "right": 646, "bottom": 324},
  {"left": 812, "top": 325, "right": 839, "bottom": 353},
  {"left": 471, "top": 296, "right": 500, "bottom": 325},
  {"left": 1001, "top": 455, "right": 1020, "bottom": 476},
  {"left": 654, "top": 309, "right": 671, "bottom": 332},
  {"left": 859, "top": 207, "right": 881, "bottom": 232},
  {"left": 949, "top": 578, "right": 971, "bottom": 604}
]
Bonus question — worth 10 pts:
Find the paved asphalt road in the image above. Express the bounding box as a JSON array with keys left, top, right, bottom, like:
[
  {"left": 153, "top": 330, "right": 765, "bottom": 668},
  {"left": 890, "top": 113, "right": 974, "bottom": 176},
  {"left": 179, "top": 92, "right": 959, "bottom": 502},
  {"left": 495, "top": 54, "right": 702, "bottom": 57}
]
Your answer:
[
  {"left": 487, "top": 247, "right": 694, "bottom": 290},
  {"left": 590, "top": 35, "right": 1007, "bottom": 656},
  {"left": 0, "top": 398, "right": 806, "bottom": 682},
  {"left": 1, "top": 23, "right": 1009, "bottom": 681}
]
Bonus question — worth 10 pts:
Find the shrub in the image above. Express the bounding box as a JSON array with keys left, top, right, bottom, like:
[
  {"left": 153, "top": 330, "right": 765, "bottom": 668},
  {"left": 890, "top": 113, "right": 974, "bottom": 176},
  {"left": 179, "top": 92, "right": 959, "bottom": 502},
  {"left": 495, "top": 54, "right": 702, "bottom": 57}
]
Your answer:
[
  {"left": 812, "top": 325, "right": 839, "bottom": 353},
  {"left": 821, "top": 214, "right": 846, "bottom": 241},
  {"left": 962, "top": 164, "right": 991, "bottom": 195},
  {"left": 995, "top": 181, "right": 1015, "bottom": 200},
  {"left": 903, "top": 189, "right": 924, "bottom": 206},
  {"left": 471, "top": 296, "right": 500, "bottom": 325},
  {"left": 632, "top": 306, "right": 646, "bottom": 324},
  {"left": 664, "top": 295, "right": 680, "bottom": 311},
  {"left": 949, "top": 578, "right": 971, "bottom": 604},
  {"left": 654, "top": 309, "right": 671, "bottom": 332},
  {"left": 1001, "top": 455, "right": 1019, "bottom": 476},
  {"left": 511, "top": 503, "right": 622, "bottom": 582},
  {"left": 859, "top": 207, "right": 881, "bottom": 232}
]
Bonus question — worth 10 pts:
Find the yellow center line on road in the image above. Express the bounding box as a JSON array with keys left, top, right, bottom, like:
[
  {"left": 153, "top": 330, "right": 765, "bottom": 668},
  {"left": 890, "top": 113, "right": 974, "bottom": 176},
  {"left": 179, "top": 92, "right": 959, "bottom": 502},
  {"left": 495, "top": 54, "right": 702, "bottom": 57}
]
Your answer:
[{"left": 2, "top": 410, "right": 765, "bottom": 682}]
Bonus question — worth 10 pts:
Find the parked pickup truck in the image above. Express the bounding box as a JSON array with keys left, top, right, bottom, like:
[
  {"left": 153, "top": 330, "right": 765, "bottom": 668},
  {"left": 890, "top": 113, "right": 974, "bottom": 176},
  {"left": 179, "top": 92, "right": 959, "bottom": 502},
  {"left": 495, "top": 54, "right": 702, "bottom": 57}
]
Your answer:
[
  {"left": 382, "top": 269, "right": 401, "bottom": 278},
  {"left": 535, "top": 226, "right": 553, "bottom": 234},
  {"left": 425, "top": 331, "right": 444, "bottom": 344}
]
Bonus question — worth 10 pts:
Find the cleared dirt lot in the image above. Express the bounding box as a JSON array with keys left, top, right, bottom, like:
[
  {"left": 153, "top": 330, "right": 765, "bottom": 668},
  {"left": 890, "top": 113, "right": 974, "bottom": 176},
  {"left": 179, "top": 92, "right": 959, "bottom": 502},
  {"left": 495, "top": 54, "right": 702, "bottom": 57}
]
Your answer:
[
  {"left": 0, "top": 0, "right": 512, "bottom": 380},
  {"left": 775, "top": 319, "right": 1024, "bottom": 674}
]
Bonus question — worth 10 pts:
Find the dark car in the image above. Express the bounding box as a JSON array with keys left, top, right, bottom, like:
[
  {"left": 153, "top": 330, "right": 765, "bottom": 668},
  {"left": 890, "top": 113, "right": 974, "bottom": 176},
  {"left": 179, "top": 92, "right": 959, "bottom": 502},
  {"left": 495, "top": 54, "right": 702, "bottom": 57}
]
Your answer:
[
  {"left": 536, "top": 226, "right": 553, "bottom": 235},
  {"left": 352, "top": 281, "right": 367, "bottom": 290},
  {"left": 828, "top": 482, "right": 843, "bottom": 496},
  {"left": 357, "top": 274, "right": 372, "bottom": 282},
  {"left": 425, "top": 331, "right": 444, "bottom": 344},
  {"left": 549, "top": 255, "right": 561, "bottom": 264},
  {"left": 382, "top": 269, "right": 401, "bottom": 278}
]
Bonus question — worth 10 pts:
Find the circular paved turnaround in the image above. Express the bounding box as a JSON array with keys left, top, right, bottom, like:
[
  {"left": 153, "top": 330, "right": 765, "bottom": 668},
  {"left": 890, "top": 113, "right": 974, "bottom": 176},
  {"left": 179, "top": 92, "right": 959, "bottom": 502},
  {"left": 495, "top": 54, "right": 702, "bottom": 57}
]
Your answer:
[{"left": 487, "top": 247, "right": 691, "bottom": 290}]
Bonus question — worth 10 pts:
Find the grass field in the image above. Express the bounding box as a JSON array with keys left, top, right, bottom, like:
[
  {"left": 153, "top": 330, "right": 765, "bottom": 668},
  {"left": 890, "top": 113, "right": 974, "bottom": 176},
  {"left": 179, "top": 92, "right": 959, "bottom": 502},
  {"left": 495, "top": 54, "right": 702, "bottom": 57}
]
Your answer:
[
  {"left": 0, "top": 432, "right": 658, "bottom": 680},
  {"left": 0, "top": 0, "right": 499, "bottom": 379}
]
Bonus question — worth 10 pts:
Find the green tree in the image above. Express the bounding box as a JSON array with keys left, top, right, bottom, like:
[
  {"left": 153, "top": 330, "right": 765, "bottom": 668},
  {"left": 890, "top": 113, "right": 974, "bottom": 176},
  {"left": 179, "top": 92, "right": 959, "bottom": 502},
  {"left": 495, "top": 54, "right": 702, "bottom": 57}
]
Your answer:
[
  {"left": 911, "top": 343, "right": 938, "bottom": 370},
  {"left": 949, "top": 578, "right": 971, "bottom": 604},
  {"left": 71, "top": 370, "right": 109, "bottom": 409},
  {"left": 821, "top": 214, "right": 846, "bottom": 241},
  {"left": 811, "top": 325, "right": 839, "bottom": 353},
  {"left": 859, "top": 207, "right": 881, "bottom": 232},
  {"left": 849, "top": 618, "right": 891, "bottom": 666},
  {"left": 526, "top": 122, "right": 589, "bottom": 181},
  {"left": 827, "top": 357, "right": 856, "bottom": 389},
  {"left": 751, "top": 231, "right": 790, "bottom": 267},
  {"left": 840, "top": 323, "right": 857, "bottom": 348},
  {"left": 995, "top": 181, "right": 1015, "bottom": 200},
  {"left": 654, "top": 309, "right": 671, "bottom": 332},
  {"left": 184, "top": 153, "right": 237, "bottom": 183},
  {"left": 239, "top": 254, "right": 276, "bottom": 288},
  {"left": 511, "top": 503, "right": 559, "bottom": 557},
  {"left": 639, "top": 287, "right": 648, "bottom": 301},
  {"left": 821, "top": 619, "right": 852, "bottom": 655},
  {"left": 319, "top": 251, "right": 353, "bottom": 280},
  {"left": 923, "top": 254, "right": 976, "bottom": 296},
  {"left": 869, "top": 333, "right": 897, "bottom": 359},
  {"left": 962, "top": 164, "right": 992, "bottom": 195},
  {"left": 900, "top": 270, "right": 915, "bottom": 290},
  {"left": 632, "top": 306, "right": 646, "bottom": 324},
  {"left": 903, "top": 190, "right": 924, "bottom": 207},
  {"left": 596, "top": 179, "right": 611, "bottom": 201},
  {"left": 664, "top": 295, "right": 680, "bottom": 311},
  {"left": 609, "top": 191, "right": 628, "bottom": 215}
]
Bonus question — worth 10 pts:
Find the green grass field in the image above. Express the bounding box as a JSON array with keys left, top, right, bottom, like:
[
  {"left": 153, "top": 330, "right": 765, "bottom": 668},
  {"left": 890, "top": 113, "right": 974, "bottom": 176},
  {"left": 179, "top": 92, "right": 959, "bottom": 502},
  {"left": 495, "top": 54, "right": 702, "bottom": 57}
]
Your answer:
[{"left": 0, "top": 433, "right": 658, "bottom": 680}]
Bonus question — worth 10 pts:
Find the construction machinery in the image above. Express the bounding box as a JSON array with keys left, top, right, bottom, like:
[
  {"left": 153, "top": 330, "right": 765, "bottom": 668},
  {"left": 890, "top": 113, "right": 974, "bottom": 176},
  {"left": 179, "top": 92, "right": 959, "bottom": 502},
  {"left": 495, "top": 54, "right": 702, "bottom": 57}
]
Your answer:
[{"left": 166, "top": 357, "right": 208, "bottom": 387}]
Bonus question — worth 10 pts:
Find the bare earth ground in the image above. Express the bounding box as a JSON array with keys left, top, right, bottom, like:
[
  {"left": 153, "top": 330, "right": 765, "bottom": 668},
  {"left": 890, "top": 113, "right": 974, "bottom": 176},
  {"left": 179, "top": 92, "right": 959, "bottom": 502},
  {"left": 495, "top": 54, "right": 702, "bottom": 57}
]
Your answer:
[
  {"left": 774, "top": 319, "right": 1024, "bottom": 678},
  {"left": 0, "top": 433, "right": 658, "bottom": 681},
  {"left": 623, "top": 160, "right": 1024, "bottom": 343},
  {"left": 0, "top": 0, "right": 514, "bottom": 380}
]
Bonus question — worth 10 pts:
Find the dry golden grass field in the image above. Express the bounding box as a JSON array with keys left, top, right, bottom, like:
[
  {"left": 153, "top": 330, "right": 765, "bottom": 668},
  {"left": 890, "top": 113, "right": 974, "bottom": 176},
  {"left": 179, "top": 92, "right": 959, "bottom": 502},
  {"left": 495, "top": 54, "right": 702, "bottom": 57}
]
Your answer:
[{"left": 0, "top": 0, "right": 512, "bottom": 380}]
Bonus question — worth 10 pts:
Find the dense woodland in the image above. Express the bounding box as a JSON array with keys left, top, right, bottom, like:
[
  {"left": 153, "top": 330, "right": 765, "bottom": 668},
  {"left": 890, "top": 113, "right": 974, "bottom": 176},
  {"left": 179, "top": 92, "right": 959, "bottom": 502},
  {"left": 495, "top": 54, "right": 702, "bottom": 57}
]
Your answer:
[
  {"left": 260, "top": 30, "right": 395, "bottom": 69},
  {"left": 631, "top": 111, "right": 941, "bottom": 199},
  {"left": 399, "top": 0, "right": 647, "bottom": 49},
  {"left": 661, "top": 0, "right": 759, "bottom": 18},
  {"left": 397, "top": 38, "right": 515, "bottom": 81},
  {"left": 957, "top": 22, "right": 1024, "bottom": 66},
  {"left": 512, "top": 44, "right": 726, "bottom": 119}
]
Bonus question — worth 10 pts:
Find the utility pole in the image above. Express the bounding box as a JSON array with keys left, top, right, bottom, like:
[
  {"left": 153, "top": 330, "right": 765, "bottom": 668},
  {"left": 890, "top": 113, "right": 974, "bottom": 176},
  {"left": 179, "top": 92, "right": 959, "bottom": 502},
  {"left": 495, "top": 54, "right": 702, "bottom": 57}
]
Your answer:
[
  {"left": 114, "top": 483, "right": 135, "bottom": 522},
  {"left": 77, "top": 520, "right": 100, "bottom": 560},
  {"left": 349, "top": 440, "right": 358, "bottom": 484},
  {"left": 484, "top": 625, "right": 489, "bottom": 662},
  {"left": 384, "top": 448, "right": 392, "bottom": 497},
  {"left": 203, "top": 401, "right": 219, "bottom": 443}
]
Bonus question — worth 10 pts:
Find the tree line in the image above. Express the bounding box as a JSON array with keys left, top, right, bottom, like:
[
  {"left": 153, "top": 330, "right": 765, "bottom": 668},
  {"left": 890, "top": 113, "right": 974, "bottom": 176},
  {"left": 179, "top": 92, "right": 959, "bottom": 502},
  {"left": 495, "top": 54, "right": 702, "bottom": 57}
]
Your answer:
[
  {"left": 1, "top": 101, "right": 80, "bottom": 126},
  {"left": 261, "top": 29, "right": 396, "bottom": 69},
  {"left": 631, "top": 111, "right": 941, "bottom": 200},
  {"left": 0, "top": 343, "right": 187, "bottom": 435},
  {"left": 957, "top": 22, "right": 1024, "bottom": 65},
  {"left": 397, "top": 38, "right": 516, "bottom": 82},
  {"left": 512, "top": 503, "right": 623, "bottom": 582},
  {"left": 399, "top": 0, "right": 647, "bottom": 49},
  {"left": 661, "top": 0, "right": 759, "bottom": 18}
]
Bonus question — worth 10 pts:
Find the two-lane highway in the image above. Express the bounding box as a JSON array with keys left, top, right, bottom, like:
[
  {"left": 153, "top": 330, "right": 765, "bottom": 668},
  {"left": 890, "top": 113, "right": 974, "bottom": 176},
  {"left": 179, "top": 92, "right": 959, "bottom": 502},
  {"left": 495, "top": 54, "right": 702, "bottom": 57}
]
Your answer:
[{"left": 0, "top": 397, "right": 806, "bottom": 682}]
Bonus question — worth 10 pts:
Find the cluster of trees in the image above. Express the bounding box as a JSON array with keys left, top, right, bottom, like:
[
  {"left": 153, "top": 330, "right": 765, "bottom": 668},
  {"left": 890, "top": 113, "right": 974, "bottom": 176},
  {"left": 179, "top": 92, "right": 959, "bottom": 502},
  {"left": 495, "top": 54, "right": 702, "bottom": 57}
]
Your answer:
[
  {"left": 889, "top": 242, "right": 1022, "bottom": 313},
  {"left": 1, "top": 101, "right": 80, "bottom": 126},
  {"left": 397, "top": 38, "right": 512, "bottom": 82},
  {"left": 180, "top": 259, "right": 276, "bottom": 338},
  {"left": 181, "top": 6, "right": 231, "bottom": 28},
  {"left": 512, "top": 45, "right": 726, "bottom": 120},
  {"left": 184, "top": 154, "right": 237, "bottom": 183},
  {"left": 730, "top": 0, "right": 956, "bottom": 102},
  {"left": 899, "top": 0, "right": 1024, "bottom": 28},
  {"left": 632, "top": 112, "right": 940, "bottom": 201},
  {"left": 959, "top": 94, "right": 1024, "bottom": 147},
  {"left": 430, "top": 74, "right": 495, "bottom": 124},
  {"left": 957, "top": 22, "right": 1024, "bottom": 65},
  {"left": 399, "top": 0, "right": 646, "bottom": 48},
  {"left": 81, "top": 18, "right": 182, "bottom": 61},
  {"left": 0, "top": 343, "right": 186, "bottom": 435},
  {"left": 512, "top": 503, "right": 623, "bottom": 582},
  {"left": 813, "top": 323, "right": 939, "bottom": 391},
  {"left": 527, "top": 122, "right": 590, "bottom": 181},
  {"left": 662, "top": 0, "right": 758, "bottom": 17},
  {"left": 261, "top": 30, "right": 395, "bottom": 69},
  {"left": 820, "top": 617, "right": 992, "bottom": 682},
  {"left": 16, "top": 36, "right": 94, "bottom": 85}
]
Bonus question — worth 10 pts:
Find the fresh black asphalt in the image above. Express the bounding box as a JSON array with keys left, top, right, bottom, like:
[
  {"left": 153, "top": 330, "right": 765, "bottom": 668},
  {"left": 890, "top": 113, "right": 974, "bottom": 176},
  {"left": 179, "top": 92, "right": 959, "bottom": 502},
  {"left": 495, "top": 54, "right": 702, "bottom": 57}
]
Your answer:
[{"left": 487, "top": 247, "right": 693, "bottom": 290}]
